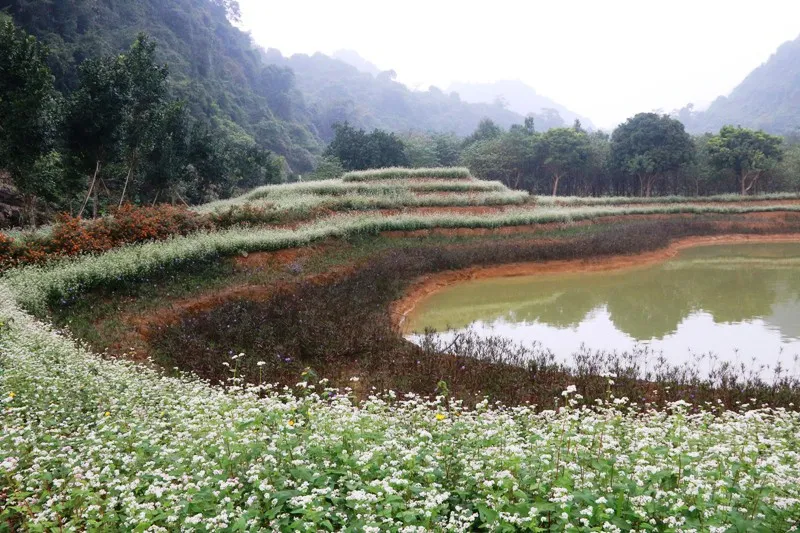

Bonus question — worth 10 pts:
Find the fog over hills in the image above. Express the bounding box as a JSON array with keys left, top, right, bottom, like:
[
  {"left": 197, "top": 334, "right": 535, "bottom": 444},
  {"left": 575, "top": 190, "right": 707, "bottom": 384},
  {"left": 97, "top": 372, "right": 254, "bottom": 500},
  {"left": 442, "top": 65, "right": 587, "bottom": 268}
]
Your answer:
[
  {"left": 447, "top": 80, "right": 595, "bottom": 130},
  {"left": 332, "top": 49, "right": 382, "bottom": 77},
  {"left": 262, "top": 49, "right": 527, "bottom": 140},
  {"left": 327, "top": 50, "right": 594, "bottom": 132}
]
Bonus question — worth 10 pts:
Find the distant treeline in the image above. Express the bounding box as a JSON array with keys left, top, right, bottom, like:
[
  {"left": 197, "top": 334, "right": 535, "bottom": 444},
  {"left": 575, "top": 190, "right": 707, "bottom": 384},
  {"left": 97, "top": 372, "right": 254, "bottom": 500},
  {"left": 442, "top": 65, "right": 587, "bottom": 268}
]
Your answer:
[{"left": 325, "top": 116, "right": 798, "bottom": 198}]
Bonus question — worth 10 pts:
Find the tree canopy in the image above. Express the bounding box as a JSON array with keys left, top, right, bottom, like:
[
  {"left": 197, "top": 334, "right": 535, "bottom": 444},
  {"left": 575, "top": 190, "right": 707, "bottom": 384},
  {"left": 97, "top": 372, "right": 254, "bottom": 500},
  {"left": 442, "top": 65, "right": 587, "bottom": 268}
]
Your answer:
[
  {"left": 541, "top": 127, "right": 590, "bottom": 196},
  {"left": 610, "top": 113, "right": 695, "bottom": 196},
  {"left": 707, "top": 126, "right": 783, "bottom": 195},
  {"left": 0, "top": 14, "right": 62, "bottom": 223},
  {"left": 323, "top": 123, "right": 408, "bottom": 171}
]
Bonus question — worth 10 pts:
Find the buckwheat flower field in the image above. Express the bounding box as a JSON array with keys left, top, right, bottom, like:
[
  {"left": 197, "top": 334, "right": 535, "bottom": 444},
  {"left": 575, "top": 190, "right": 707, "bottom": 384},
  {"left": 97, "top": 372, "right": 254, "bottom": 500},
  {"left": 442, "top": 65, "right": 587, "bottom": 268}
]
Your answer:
[{"left": 2, "top": 283, "right": 800, "bottom": 531}]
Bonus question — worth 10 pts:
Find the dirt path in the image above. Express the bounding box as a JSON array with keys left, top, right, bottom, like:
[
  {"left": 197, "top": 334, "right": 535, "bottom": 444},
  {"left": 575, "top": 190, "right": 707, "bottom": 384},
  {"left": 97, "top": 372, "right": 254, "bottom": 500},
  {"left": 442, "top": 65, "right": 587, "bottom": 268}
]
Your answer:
[{"left": 392, "top": 233, "right": 800, "bottom": 333}]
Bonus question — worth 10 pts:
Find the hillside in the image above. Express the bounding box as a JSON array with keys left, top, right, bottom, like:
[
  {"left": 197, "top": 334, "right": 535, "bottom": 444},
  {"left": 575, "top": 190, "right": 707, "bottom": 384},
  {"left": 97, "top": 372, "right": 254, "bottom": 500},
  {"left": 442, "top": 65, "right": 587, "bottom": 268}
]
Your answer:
[
  {"left": 1, "top": 0, "right": 322, "bottom": 172},
  {"left": 2, "top": 0, "right": 560, "bottom": 175},
  {"left": 447, "top": 79, "right": 596, "bottom": 130},
  {"left": 684, "top": 34, "right": 800, "bottom": 135},
  {"left": 262, "top": 49, "right": 527, "bottom": 141}
]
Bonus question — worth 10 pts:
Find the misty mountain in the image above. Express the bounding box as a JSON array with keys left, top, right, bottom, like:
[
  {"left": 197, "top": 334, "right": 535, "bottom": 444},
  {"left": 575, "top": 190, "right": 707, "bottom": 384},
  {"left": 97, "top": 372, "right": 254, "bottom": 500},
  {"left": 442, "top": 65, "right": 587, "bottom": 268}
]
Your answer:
[
  {"left": 682, "top": 34, "right": 800, "bottom": 135},
  {"left": 332, "top": 49, "right": 382, "bottom": 76},
  {"left": 263, "top": 50, "right": 527, "bottom": 141},
  {"left": 447, "top": 80, "right": 595, "bottom": 130}
]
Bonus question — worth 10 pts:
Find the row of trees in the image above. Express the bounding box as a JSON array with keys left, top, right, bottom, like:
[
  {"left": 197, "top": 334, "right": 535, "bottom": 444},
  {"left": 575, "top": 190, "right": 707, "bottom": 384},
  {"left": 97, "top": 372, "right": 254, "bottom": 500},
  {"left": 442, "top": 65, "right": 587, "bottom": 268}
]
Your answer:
[
  {"left": 0, "top": 17, "right": 282, "bottom": 225},
  {"left": 322, "top": 114, "right": 795, "bottom": 197},
  {"left": 411, "top": 115, "right": 792, "bottom": 196}
]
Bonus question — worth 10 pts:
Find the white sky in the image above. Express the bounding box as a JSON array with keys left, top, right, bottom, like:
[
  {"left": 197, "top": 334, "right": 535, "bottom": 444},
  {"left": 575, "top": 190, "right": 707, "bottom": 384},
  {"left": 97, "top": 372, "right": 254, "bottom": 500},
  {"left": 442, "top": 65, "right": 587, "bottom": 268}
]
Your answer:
[{"left": 237, "top": 0, "right": 800, "bottom": 129}]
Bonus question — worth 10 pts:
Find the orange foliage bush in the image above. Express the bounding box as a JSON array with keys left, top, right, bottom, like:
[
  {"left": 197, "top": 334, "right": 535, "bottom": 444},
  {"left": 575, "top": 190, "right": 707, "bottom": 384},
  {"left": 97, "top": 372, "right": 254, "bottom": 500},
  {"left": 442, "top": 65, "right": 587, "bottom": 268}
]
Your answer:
[{"left": 0, "top": 204, "right": 212, "bottom": 270}]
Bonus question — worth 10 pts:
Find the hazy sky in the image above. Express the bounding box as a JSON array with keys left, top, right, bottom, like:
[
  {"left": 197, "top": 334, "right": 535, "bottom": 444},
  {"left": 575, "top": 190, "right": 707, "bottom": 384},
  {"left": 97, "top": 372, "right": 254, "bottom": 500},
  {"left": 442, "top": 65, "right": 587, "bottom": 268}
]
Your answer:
[{"left": 237, "top": 0, "right": 800, "bottom": 129}]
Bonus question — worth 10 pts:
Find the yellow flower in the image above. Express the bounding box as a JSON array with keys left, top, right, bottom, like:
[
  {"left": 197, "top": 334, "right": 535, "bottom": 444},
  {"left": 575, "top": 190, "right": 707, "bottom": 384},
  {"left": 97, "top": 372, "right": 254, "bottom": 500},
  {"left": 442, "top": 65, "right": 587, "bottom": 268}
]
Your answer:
[
  {"left": 287, "top": 419, "right": 295, "bottom": 427},
  {"left": 8, "top": 392, "right": 14, "bottom": 399},
  {"left": 436, "top": 413, "right": 446, "bottom": 421},
  {"left": 104, "top": 411, "right": 111, "bottom": 417}
]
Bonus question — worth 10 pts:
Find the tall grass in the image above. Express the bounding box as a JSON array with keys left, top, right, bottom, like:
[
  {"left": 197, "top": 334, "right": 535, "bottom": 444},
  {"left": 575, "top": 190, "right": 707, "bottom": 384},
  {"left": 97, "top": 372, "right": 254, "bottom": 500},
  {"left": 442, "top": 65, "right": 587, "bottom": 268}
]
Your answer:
[
  {"left": 195, "top": 177, "right": 508, "bottom": 214},
  {"left": 341, "top": 166, "right": 472, "bottom": 181},
  {"left": 243, "top": 190, "right": 529, "bottom": 213}
]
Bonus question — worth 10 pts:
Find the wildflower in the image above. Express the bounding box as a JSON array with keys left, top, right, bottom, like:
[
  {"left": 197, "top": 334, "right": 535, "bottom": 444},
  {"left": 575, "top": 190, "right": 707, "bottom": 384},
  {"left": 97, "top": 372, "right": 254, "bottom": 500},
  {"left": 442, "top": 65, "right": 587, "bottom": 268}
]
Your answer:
[
  {"left": 104, "top": 411, "right": 111, "bottom": 417},
  {"left": 287, "top": 419, "right": 295, "bottom": 427},
  {"left": 7, "top": 391, "right": 14, "bottom": 399},
  {"left": 562, "top": 385, "right": 577, "bottom": 397},
  {"left": 436, "top": 413, "right": 446, "bottom": 421},
  {"left": 256, "top": 361, "right": 265, "bottom": 367}
]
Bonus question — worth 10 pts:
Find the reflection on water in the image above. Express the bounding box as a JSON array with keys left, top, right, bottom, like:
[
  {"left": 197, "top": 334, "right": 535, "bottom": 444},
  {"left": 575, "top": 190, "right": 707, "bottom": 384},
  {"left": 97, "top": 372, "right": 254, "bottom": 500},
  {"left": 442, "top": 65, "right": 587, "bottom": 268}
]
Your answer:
[{"left": 406, "top": 243, "right": 800, "bottom": 374}]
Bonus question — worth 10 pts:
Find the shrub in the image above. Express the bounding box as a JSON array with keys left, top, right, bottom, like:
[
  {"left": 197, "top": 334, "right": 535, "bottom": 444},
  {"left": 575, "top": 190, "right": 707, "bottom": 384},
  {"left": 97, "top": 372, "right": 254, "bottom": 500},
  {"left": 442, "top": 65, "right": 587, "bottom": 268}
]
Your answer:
[{"left": 0, "top": 205, "right": 210, "bottom": 271}]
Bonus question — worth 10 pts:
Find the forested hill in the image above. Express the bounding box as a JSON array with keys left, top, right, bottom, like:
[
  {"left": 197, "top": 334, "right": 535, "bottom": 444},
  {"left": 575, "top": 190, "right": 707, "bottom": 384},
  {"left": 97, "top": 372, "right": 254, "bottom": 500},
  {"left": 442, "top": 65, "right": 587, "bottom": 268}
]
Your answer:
[
  {"left": 262, "top": 49, "right": 527, "bottom": 141},
  {"left": 447, "top": 80, "right": 595, "bottom": 130},
  {"left": 1, "top": 0, "right": 322, "bottom": 172},
  {"left": 683, "top": 34, "right": 800, "bottom": 135}
]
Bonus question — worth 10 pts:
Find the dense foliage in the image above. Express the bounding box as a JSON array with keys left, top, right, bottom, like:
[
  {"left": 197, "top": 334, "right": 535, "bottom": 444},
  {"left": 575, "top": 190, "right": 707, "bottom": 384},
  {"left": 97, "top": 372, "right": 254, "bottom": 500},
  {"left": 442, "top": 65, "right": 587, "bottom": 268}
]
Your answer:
[
  {"left": 707, "top": 126, "right": 784, "bottom": 195},
  {"left": 0, "top": 15, "right": 62, "bottom": 225},
  {"left": 0, "top": 17, "right": 285, "bottom": 224},
  {"left": 610, "top": 114, "right": 695, "bottom": 197},
  {"left": 460, "top": 117, "right": 800, "bottom": 197},
  {"left": 1, "top": 0, "right": 321, "bottom": 173},
  {"left": 323, "top": 123, "right": 408, "bottom": 171},
  {"left": 3, "top": 0, "right": 800, "bottom": 230}
]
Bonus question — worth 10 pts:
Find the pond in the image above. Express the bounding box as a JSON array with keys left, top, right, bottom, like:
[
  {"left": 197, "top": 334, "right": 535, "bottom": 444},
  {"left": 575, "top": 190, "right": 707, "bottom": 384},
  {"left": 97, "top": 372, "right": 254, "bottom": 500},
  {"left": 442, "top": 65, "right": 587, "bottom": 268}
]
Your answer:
[{"left": 406, "top": 242, "right": 800, "bottom": 378}]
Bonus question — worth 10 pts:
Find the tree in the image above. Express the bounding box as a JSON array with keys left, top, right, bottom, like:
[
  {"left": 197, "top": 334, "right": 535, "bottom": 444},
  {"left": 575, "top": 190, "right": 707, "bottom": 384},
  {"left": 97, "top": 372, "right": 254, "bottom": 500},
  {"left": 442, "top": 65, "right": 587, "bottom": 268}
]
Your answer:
[
  {"left": 610, "top": 113, "right": 695, "bottom": 196},
  {"left": 365, "top": 129, "right": 408, "bottom": 168},
  {"left": 706, "top": 126, "right": 783, "bottom": 195},
  {"left": 433, "top": 134, "right": 462, "bottom": 167},
  {"left": 533, "top": 108, "right": 565, "bottom": 131},
  {"left": 324, "top": 122, "right": 408, "bottom": 170},
  {"left": 401, "top": 133, "right": 439, "bottom": 168},
  {"left": 463, "top": 118, "right": 502, "bottom": 147},
  {"left": 462, "top": 129, "right": 539, "bottom": 191},
  {"left": 309, "top": 156, "right": 344, "bottom": 181},
  {"left": 118, "top": 34, "right": 169, "bottom": 206},
  {"left": 584, "top": 131, "right": 611, "bottom": 196},
  {"left": 541, "top": 127, "right": 590, "bottom": 196},
  {"left": 66, "top": 54, "right": 131, "bottom": 217},
  {"left": 0, "top": 15, "right": 61, "bottom": 224},
  {"left": 774, "top": 143, "right": 800, "bottom": 192},
  {"left": 143, "top": 101, "right": 191, "bottom": 203}
]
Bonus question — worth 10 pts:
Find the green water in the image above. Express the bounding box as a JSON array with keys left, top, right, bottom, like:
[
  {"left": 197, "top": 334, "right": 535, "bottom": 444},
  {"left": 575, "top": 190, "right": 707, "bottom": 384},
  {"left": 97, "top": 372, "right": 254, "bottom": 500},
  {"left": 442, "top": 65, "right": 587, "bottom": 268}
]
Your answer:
[{"left": 407, "top": 242, "right": 800, "bottom": 373}]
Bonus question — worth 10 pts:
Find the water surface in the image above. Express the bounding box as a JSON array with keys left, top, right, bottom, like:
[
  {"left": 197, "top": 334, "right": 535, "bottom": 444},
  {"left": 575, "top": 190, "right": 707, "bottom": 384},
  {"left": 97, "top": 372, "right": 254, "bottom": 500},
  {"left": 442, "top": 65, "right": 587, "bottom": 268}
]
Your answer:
[{"left": 407, "top": 242, "right": 800, "bottom": 377}]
